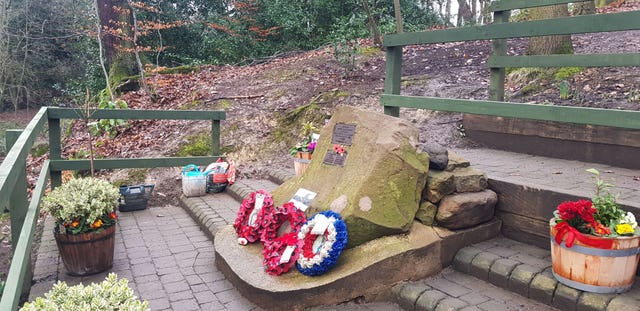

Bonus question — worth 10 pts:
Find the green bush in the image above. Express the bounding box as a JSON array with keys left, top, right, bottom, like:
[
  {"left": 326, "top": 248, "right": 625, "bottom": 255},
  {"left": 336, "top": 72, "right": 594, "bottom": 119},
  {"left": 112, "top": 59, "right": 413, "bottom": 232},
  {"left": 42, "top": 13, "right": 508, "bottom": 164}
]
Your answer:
[{"left": 21, "top": 273, "right": 148, "bottom": 311}]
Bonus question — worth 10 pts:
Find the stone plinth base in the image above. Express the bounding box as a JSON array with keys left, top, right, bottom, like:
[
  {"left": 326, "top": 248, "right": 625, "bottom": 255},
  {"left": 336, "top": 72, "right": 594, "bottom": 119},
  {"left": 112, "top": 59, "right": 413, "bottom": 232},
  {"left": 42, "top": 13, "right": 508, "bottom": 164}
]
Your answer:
[{"left": 214, "top": 219, "right": 501, "bottom": 310}]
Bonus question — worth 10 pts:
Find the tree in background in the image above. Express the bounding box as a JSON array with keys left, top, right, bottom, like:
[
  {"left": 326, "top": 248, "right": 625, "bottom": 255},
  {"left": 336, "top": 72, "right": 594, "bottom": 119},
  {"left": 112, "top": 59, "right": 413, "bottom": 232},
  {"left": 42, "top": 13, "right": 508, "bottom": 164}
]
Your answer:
[{"left": 526, "top": 4, "right": 573, "bottom": 55}]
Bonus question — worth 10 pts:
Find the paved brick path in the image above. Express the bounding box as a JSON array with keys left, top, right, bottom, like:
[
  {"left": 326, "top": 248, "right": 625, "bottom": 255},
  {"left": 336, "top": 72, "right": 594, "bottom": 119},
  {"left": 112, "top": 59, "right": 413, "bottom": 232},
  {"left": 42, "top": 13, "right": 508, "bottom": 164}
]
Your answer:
[{"left": 30, "top": 205, "right": 260, "bottom": 311}]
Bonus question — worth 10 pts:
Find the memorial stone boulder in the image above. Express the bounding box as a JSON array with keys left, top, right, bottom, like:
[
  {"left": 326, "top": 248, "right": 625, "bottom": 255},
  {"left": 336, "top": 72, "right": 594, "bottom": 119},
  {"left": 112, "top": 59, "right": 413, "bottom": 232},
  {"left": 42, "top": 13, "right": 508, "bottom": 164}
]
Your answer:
[{"left": 272, "top": 106, "right": 429, "bottom": 248}]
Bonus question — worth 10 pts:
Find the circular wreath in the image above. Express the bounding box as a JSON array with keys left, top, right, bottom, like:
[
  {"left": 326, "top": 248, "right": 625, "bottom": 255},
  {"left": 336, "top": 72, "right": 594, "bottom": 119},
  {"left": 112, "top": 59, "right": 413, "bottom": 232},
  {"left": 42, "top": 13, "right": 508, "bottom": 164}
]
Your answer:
[
  {"left": 296, "top": 210, "right": 348, "bottom": 276},
  {"left": 261, "top": 202, "right": 307, "bottom": 243},
  {"left": 262, "top": 232, "right": 303, "bottom": 275},
  {"left": 260, "top": 202, "right": 307, "bottom": 275},
  {"left": 233, "top": 190, "right": 275, "bottom": 244}
]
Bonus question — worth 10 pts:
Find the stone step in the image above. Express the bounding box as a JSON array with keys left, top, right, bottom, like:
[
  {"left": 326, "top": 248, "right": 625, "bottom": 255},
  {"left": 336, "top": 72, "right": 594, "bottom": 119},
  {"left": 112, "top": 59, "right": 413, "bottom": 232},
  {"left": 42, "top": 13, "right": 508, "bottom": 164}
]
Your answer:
[
  {"left": 452, "top": 148, "right": 640, "bottom": 250},
  {"left": 393, "top": 267, "right": 558, "bottom": 311},
  {"left": 404, "top": 237, "right": 640, "bottom": 311}
]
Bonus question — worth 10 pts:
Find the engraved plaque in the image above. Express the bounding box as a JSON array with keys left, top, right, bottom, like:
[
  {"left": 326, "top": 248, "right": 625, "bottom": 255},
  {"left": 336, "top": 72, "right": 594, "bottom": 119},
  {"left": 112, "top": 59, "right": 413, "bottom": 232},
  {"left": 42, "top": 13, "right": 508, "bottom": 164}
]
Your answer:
[
  {"left": 322, "top": 150, "right": 347, "bottom": 166},
  {"left": 331, "top": 123, "right": 356, "bottom": 146}
]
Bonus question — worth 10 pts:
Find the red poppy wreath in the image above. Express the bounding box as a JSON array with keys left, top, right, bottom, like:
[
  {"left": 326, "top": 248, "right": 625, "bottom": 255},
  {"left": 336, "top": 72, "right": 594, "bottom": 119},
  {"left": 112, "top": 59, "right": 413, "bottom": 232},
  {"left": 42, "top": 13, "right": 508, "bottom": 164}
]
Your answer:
[
  {"left": 261, "top": 202, "right": 307, "bottom": 275},
  {"left": 233, "top": 190, "right": 275, "bottom": 245}
]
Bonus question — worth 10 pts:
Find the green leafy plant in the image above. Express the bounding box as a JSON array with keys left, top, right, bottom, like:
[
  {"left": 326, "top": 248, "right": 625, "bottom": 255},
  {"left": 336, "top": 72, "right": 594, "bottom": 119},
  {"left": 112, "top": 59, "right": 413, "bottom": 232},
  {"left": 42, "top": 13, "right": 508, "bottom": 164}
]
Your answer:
[
  {"left": 89, "top": 89, "right": 128, "bottom": 138},
  {"left": 289, "top": 122, "right": 319, "bottom": 156},
  {"left": 554, "top": 169, "right": 639, "bottom": 237},
  {"left": 41, "top": 177, "right": 120, "bottom": 235},
  {"left": 587, "top": 169, "right": 627, "bottom": 230},
  {"left": 176, "top": 132, "right": 212, "bottom": 157},
  {"left": 558, "top": 80, "right": 571, "bottom": 100},
  {"left": 333, "top": 40, "right": 358, "bottom": 78},
  {"left": 20, "top": 273, "right": 148, "bottom": 311}
]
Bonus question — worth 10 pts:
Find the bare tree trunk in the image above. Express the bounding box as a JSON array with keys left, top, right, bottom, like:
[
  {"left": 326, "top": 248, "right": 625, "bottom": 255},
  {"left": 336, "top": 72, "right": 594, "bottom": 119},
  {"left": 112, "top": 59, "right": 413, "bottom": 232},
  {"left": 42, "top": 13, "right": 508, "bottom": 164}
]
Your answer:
[
  {"left": 573, "top": 1, "right": 596, "bottom": 15},
  {"left": 96, "top": 0, "right": 138, "bottom": 87},
  {"left": 527, "top": 5, "right": 573, "bottom": 55},
  {"left": 126, "top": 0, "right": 149, "bottom": 93},
  {"left": 471, "top": 0, "right": 477, "bottom": 24},
  {"left": 0, "top": 0, "right": 10, "bottom": 110},
  {"left": 93, "top": 0, "right": 114, "bottom": 101},
  {"left": 393, "top": 0, "right": 403, "bottom": 33},
  {"left": 456, "top": 0, "right": 473, "bottom": 26},
  {"left": 362, "top": 0, "right": 382, "bottom": 47},
  {"left": 445, "top": 0, "right": 452, "bottom": 26}
]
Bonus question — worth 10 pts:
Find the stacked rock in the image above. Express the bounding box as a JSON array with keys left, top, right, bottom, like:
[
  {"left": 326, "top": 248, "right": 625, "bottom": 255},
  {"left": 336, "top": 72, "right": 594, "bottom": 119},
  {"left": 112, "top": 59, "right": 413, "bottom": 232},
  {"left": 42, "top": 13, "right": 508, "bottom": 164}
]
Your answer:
[{"left": 416, "top": 144, "right": 498, "bottom": 230}]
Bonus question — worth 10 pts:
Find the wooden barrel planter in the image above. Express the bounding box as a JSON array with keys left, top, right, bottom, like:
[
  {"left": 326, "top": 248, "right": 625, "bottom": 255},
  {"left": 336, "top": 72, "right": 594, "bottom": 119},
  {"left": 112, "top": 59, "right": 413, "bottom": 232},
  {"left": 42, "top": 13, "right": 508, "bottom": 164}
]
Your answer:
[
  {"left": 549, "top": 219, "right": 640, "bottom": 293},
  {"left": 294, "top": 152, "right": 312, "bottom": 176},
  {"left": 54, "top": 224, "right": 116, "bottom": 276}
]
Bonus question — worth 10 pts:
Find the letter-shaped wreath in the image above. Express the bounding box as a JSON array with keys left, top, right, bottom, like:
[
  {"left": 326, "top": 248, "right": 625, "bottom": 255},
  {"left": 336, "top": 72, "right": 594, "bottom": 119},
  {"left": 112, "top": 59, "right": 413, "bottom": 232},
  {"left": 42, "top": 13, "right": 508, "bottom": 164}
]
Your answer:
[
  {"left": 233, "top": 190, "right": 275, "bottom": 245},
  {"left": 296, "top": 210, "right": 348, "bottom": 276}
]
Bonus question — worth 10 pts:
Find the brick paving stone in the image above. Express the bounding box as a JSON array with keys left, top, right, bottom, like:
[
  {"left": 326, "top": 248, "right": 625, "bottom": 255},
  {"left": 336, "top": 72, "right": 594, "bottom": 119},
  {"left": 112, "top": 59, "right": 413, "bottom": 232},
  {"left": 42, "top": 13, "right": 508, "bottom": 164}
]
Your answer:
[
  {"left": 577, "top": 291, "right": 616, "bottom": 311},
  {"left": 529, "top": 269, "right": 558, "bottom": 305},
  {"left": 425, "top": 277, "right": 472, "bottom": 297},
  {"left": 459, "top": 292, "right": 490, "bottom": 305},
  {"left": 215, "top": 288, "right": 243, "bottom": 304},
  {"left": 168, "top": 289, "right": 195, "bottom": 302},
  {"left": 208, "top": 279, "right": 235, "bottom": 293},
  {"left": 508, "top": 264, "right": 543, "bottom": 298},
  {"left": 147, "top": 297, "right": 171, "bottom": 310},
  {"left": 416, "top": 290, "right": 447, "bottom": 311},
  {"left": 552, "top": 284, "right": 580, "bottom": 311},
  {"left": 434, "top": 297, "right": 468, "bottom": 311},
  {"left": 164, "top": 280, "right": 190, "bottom": 294},
  {"left": 199, "top": 300, "right": 226, "bottom": 310},
  {"left": 171, "top": 298, "right": 200, "bottom": 311},
  {"left": 453, "top": 246, "right": 483, "bottom": 273},
  {"left": 194, "top": 290, "right": 218, "bottom": 304},
  {"left": 488, "top": 258, "right": 519, "bottom": 288},
  {"left": 469, "top": 252, "right": 501, "bottom": 280},
  {"left": 395, "top": 283, "right": 430, "bottom": 310}
]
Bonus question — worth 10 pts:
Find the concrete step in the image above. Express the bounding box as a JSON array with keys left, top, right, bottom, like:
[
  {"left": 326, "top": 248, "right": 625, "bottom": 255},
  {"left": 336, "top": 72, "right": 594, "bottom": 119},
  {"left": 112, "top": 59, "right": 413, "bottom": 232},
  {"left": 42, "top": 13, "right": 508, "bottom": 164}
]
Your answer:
[
  {"left": 452, "top": 148, "right": 640, "bottom": 250},
  {"left": 394, "top": 236, "right": 640, "bottom": 311}
]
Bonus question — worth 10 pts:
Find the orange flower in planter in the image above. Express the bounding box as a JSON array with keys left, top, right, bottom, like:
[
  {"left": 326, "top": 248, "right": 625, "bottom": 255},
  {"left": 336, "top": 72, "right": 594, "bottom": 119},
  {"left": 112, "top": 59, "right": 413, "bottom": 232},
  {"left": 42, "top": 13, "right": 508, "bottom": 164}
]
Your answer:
[
  {"left": 71, "top": 220, "right": 80, "bottom": 228},
  {"left": 90, "top": 219, "right": 103, "bottom": 229}
]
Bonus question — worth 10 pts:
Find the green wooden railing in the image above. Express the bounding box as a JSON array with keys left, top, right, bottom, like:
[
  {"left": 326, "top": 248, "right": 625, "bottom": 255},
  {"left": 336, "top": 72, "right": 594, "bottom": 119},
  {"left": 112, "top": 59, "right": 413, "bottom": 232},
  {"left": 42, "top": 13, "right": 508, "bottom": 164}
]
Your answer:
[
  {"left": 382, "top": 0, "right": 640, "bottom": 129},
  {"left": 0, "top": 107, "right": 225, "bottom": 310}
]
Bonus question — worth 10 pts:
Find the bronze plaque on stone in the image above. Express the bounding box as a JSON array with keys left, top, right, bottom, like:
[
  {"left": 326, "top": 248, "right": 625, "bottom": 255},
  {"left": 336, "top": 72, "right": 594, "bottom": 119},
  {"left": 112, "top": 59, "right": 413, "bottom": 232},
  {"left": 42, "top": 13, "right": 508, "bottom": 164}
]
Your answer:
[
  {"left": 331, "top": 123, "right": 356, "bottom": 146},
  {"left": 322, "top": 151, "right": 347, "bottom": 166}
]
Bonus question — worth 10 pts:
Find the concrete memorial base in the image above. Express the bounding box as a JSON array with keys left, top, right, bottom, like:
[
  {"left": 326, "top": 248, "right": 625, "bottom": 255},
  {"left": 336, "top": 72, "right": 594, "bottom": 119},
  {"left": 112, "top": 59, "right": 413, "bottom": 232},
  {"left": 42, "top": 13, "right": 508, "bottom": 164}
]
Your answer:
[{"left": 215, "top": 219, "right": 501, "bottom": 310}]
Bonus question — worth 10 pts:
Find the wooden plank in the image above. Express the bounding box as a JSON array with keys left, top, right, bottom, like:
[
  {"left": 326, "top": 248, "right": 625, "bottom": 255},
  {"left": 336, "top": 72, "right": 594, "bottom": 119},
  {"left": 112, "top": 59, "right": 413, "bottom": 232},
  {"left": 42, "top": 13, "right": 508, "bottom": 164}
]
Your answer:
[
  {"left": 0, "top": 162, "right": 49, "bottom": 311},
  {"left": 464, "top": 115, "right": 640, "bottom": 148},
  {"left": 380, "top": 94, "right": 640, "bottom": 129},
  {"left": 212, "top": 120, "right": 221, "bottom": 155},
  {"left": 0, "top": 107, "right": 48, "bottom": 208},
  {"left": 489, "top": 10, "right": 510, "bottom": 101},
  {"left": 489, "top": 53, "right": 640, "bottom": 68},
  {"left": 383, "top": 47, "right": 403, "bottom": 117},
  {"left": 488, "top": 0, "right": 590, "bottom": 12},
  {"left": 498, "top": 212, "right": 551, "bottom": 250},
  {"left": 49, "top": 156, "right": 223, "bottom": 171},
  {"left": 383, "top": 11, "right": 640, "bottom": 47},
  {"left": 5, "top": 130, "right": 22, "bottom": 150},
  {"left": 46, "top": 107, "right": 226, "bottom": 120},
  {"left": 48, "top": 117, "right": 62, "bottom": 188}
]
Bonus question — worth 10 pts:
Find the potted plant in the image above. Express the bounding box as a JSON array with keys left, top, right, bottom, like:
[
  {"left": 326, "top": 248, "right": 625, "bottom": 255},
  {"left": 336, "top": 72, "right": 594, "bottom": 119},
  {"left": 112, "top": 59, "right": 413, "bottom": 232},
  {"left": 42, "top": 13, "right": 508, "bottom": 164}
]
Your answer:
[
  {"left": 550, "top": 169, "right": 640, "bottom": 293},
  {"left": 21, "top": 273, "right": 148, "bottom": 310},
  {"left": 289, "top": 122, "right": 319, "bottom": 176},
  {"left": 41, "top": 177, "right": 120, "bottom": 276}
]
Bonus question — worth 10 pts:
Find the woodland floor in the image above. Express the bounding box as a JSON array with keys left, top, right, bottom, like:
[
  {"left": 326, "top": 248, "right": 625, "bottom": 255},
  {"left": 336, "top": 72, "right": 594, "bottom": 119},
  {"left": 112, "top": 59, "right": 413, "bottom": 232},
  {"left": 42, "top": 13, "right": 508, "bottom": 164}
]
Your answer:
[{"left": 1, "top": 2, "right": 639, "bottom": 291}]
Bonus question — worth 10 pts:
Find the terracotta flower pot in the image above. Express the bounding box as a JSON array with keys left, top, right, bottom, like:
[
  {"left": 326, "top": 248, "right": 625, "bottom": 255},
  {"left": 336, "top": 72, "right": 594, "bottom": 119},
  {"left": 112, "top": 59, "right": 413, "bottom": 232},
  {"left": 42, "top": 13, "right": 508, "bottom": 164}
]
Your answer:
[
  {"left": 549, "top": 218, "right": 640, "bottom": 293},
  {"left": 54, "top": 224, "right": 116, "bottom": 276}
]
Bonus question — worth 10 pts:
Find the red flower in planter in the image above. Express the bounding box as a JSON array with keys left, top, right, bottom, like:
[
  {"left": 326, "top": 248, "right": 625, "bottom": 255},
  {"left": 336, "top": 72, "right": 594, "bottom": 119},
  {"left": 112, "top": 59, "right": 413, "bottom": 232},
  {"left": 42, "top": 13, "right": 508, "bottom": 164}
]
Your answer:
[{"left": 108, "top": 212, "right": 117, "bottom": 220}]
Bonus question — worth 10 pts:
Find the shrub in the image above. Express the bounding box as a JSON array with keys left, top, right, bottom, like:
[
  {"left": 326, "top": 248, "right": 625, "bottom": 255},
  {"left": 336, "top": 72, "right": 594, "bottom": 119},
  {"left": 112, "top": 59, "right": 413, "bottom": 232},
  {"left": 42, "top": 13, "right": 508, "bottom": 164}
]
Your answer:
[{"left": 21, "top": 273, "right": 148, "bottom": 311}]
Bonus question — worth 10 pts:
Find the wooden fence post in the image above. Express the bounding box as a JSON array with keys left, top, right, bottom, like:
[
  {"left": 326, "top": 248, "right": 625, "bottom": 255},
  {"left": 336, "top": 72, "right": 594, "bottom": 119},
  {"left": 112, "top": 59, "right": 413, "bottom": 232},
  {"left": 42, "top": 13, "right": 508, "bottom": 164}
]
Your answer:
[
  {"left": 384, "top": 46, "right": 403, "bottom": 117},
  {"left": 489, "top": 10, "right": 510, "bottom": 101}
]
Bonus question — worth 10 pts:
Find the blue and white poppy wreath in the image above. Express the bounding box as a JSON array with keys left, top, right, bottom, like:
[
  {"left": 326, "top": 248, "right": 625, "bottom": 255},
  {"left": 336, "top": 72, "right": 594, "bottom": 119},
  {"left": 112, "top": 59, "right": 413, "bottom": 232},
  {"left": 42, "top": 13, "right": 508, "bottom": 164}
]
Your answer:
[{"left": 296, "top": 210, "right": 348, "bottom": 276}]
